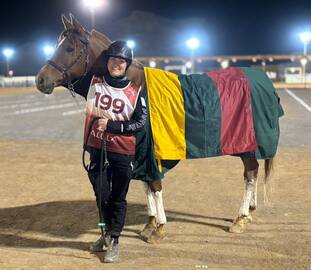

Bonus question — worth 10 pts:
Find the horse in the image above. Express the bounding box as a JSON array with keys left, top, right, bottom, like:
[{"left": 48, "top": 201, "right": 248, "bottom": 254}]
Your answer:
[
  {"left": 36, "top": 14, "right": 168, "bottom": 243},
  {"left": 36, "top": 14, "right": 283, "bottom": 244}
]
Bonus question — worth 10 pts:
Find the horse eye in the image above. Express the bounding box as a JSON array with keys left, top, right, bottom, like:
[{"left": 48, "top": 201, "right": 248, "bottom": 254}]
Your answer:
[{"left": 66, "top": 47, "right": 74, "bottom": 53}]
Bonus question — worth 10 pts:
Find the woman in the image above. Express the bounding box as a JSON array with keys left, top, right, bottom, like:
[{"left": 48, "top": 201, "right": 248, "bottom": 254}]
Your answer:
[{"left": 74, "top": 40, "right": 147, "bottom": 263}]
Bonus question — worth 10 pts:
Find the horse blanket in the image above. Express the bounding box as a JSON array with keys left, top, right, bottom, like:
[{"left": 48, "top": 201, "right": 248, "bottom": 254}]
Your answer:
[{"left": 132, "top": 67, "right": 284, "bottom": 181}]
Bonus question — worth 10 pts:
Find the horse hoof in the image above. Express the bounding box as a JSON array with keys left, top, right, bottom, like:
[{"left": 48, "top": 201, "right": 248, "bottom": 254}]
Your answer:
[
  {"left": 146, "top": 228, "right": 166, "bottom": 244},
  {"left": 229, "top": 223, "right": 246, "bottom": 233},
  {"left": 139, "top": 223, "right": 156, "bottom": 242},
  {"left": 245, "top": 214, "right": 253, "bottom": 223},
  {"left": 229, "top": 215, "right": 251, "bottom": 233}
]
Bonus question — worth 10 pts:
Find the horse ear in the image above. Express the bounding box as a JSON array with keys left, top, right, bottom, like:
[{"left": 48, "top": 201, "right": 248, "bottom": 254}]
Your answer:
[
  {"left": 69, "top": 13, "right": 85, "bottom": 34},
  {"left": 61, "top": 14, "right": 72, "bottom": 30}
]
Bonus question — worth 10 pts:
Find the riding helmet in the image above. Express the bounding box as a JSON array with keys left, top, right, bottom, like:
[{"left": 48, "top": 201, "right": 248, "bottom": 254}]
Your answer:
[{"left": 107, "top": 40, "right": 133, "bottom": 65}]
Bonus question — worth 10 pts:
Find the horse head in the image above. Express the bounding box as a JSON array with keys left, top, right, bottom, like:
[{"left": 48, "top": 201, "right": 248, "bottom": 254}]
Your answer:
[{"left": 36, "top": 14, "right": 111, "bottom": 94}]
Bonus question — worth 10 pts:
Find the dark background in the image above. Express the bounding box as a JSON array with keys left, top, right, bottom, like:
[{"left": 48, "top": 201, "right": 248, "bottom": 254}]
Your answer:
[{"left": 1, "top": 0, "right": 311, "bottom": 75}]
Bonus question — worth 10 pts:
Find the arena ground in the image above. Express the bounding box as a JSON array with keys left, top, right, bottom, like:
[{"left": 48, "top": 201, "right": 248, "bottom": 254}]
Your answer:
[{"left": 0, "top": 87, "right": 310, "bottom": 270}]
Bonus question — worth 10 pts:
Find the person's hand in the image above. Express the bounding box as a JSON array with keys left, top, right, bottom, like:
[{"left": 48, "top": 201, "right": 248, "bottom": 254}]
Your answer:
[{"left": 97, "top": 118, "right": 108, "bottom": 131}]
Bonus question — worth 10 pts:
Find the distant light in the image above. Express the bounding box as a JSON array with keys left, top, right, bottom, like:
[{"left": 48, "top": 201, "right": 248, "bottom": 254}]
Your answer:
[
  {"left": 83, "top": 0, "right": 105, "bottom": 9},
  {"left": 289, "top": 67, "right": 296, "bottom": 73},
  {"left": 185, "top": 61, "right": 192, "bottom": 68},
  {"left": 2, "top": 48, "right": 14, "bottom": 59},
  {"left": 232, "top": 58, "right": 237, "bottom": 63},
  {"left": 299, "top": 31, "right": 311, "bottom": 44},
  {"left": 300, "top": 58, "right": 308, "bottom": 66},
  {"left": 43, "top": 45, "right": 55, "bottom": 57},
  {"left": 186, "top": 38, "right": 200, "bottom": 50},
  {"left": 149, "top": 60, "right": 156, "bottom": 68},
  {"left": 8, "top": 70, "right": 14, "bottom": 76},
  {"left": 221, "top": 60, "right": 229, "bottom": 69},
  {"left": 261, "top": 60, "right": 266, "bottom": 67},
  {"left": 126, "top": 40, "right": 136, "bottom": 49},
  {"left": 252, "top": 57, "right": 257, "bottom": 63},
  {"left": 268, "top": 57, "right": 274, "bottom": 62}
]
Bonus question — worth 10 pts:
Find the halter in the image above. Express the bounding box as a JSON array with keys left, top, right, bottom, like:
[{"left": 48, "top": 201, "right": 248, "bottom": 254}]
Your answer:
[{"left": 47, "top": 29, "right": 91, "bottom": 97}]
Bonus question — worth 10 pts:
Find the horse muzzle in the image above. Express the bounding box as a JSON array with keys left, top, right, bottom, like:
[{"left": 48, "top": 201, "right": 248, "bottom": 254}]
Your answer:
[{"left": 35, "top": 72, "right": 58, "bottom": 94}]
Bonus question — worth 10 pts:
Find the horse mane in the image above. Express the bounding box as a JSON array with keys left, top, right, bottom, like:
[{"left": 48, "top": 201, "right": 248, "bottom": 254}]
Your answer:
[
  {"left": 90, "top": 30, "right": 112, "bottom": 48},
  {"left": 78, "top": 30, "right": 110, "bottom": 74}
]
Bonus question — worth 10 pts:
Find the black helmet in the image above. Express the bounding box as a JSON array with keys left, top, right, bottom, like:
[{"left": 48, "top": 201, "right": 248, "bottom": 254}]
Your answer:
[{"left": 107, "top": 40, "right": 133, "bottom": 63}]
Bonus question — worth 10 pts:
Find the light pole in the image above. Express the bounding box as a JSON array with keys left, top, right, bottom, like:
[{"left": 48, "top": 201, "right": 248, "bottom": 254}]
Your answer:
[
  {"left": 300, "top": 58, "right": 308, "bottom": 84},
  {"left": 2, "top": 48, "right": 14, "bottom": 76},
  {"left": 299, "top": 31, "right": 311, "bottom": 56},
  {"left": 186, "top": 37, "right": 200, "bottom": 73},
  {"left": 83, "top": 0, "right": 106, "bottom": 29},
  {"left": 299, "top": 32, "right": 311, "bottom": 84}
]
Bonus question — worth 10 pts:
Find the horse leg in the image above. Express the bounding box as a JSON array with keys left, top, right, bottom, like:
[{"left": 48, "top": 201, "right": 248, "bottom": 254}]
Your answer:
[
  {"left": 140, "top": 180, "right": 167, "bottom": 243},
  {"left": 249, "top": 173, "right": 258, "bottom": 213},
  {"left": 229, "top": 157, "right": 258, "bottom": 233},
  {"left": 239, "top": 158, "right": 259, "bottom": 217},
  {"left": 140, "top": 182, "right": 157, "bottom": 240},
  {"left": 148, "top": 180, "right": 167, "bottom": 244}
]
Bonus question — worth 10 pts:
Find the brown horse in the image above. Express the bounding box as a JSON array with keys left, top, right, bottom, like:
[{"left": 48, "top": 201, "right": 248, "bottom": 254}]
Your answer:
[
  {"left": 36, "top": 14, "right": 167, "bottom": 243},
  {"left": 36, "top": 14, "right": 276, "bottom": 243}
]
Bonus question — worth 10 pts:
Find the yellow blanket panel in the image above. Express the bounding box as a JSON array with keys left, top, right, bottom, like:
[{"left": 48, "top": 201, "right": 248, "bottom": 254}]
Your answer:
[{"left": 144, "top": 67, "right": 186, "bottom": 160}]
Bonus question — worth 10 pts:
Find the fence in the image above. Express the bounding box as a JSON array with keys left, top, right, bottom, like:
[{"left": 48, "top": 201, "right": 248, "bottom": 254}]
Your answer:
[{"left": 0, "top": 76, "right": 36, "bottom": 88}]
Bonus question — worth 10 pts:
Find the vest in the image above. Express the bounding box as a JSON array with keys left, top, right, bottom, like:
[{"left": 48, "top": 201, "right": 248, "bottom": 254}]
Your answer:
[{"left": 84, "top": 75, "right": 141, "bottom": 155}]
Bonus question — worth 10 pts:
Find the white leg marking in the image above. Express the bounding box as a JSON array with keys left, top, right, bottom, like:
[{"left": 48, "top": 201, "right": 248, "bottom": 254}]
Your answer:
[
  {"left": 238, "top": 178, "right": 256, "bottom": 217},
  {"left": 153, "top": 191, "right": 167, "bottom": 224},
  {"left": 143, "top": 182, "right": 157, "bottom": 217},
  {"left": 250, "top": 178, "right": 258, "bottom": 209}
]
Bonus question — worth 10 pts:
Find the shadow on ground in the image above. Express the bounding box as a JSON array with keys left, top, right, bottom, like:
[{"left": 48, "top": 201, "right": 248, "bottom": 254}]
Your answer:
[{"left": 0, "top": 200, "right": 233, "bottom": 250}]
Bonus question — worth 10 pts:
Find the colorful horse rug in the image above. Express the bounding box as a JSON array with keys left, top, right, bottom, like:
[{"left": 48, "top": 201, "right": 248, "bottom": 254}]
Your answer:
[{"left": 133, "top": 67, "right": 284, "bottom": 180}]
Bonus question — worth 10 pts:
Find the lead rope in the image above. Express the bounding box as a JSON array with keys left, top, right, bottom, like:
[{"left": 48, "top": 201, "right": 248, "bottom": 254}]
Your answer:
[
  {"left": 67, "top": 82, "right": 83, "bottom": 109},
  {"left": 82, "top": 118, "right": 109, "bottom": 239},
  {"left": 98, "top": 132, "right": 109, "bottom": 237},
  {"left": 66, "top": 49, "right": 90, "bottom": 111}
]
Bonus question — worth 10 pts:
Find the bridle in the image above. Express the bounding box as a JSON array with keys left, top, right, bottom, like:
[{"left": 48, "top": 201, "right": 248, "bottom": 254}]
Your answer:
[{"left": 47, "top": 29, "right": 91, "bottom": 97}]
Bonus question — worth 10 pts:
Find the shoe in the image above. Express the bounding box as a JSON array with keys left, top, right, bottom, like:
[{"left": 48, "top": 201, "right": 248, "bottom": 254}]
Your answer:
[
  {"left": 89, "top": 234, "right": 110, "bottom": 252},
  {"left": 104, "top": 238, "right": 119, "bottom": 263},
  {"left": 89, "top": 236, "right": 105, "bottom": 252}
]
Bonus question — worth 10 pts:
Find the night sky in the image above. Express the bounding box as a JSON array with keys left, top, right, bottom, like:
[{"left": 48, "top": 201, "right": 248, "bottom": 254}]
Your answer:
[{"left": 1, "top": 0, "right": 311, "bottom": 57}]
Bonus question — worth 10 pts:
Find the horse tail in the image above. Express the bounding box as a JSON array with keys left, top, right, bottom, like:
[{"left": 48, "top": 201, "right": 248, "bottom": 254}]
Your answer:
[
  {"left": 264, "top": 159, "right": 274, "bottom": 184},
  {"left": 263, "top": 159, "right": 274, "bottom": 205}
]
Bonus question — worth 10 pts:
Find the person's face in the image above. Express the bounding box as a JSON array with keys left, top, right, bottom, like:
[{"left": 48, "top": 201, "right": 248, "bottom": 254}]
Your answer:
[{"left": 107, "top": 57, "right": 127, "bottom": 77}]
